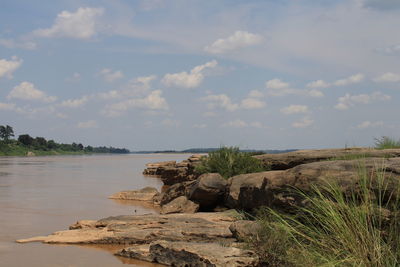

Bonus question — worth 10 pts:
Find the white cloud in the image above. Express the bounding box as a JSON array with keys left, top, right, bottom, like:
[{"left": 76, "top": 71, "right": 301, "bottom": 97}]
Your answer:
[
  {"left": 201, "top": 94, "right": 239, "bottom": 112},
  {"left": 103, "top": 90, "right": 168, "bottom": 117},
  {"left": 162, "top": 60, "right": 218, "bottom": 88},
  {"left": 249, "top": 121, "right": 264, "bottom": 128},
  {"left": 334, "top": 73, "right": 365, "bottom": 86},
  {"left": 99, "top": 68, "right": 124, "bottom": 82},
  {"left": 7, "top": 82, "right": 57, "bottom": 102},
  {"left": 60, "top": 96, "right": 89, "bottom": 108},
  {"left": 281, "top": 105, "right": 309, "bottom": 115},
  {"left": 292, "top": 117, "right": 314, "bottom": 128},
  {"left": 306, "top": 79, "right": 330, "bottom": 88},
  {"left": 356, "top": 120, "right": 384, "bottom": 129},
  {"left": 0, "top": 102, "right": 16, "bottom": 111},
  {"left": 240, "top": 98, "right": 266, "bottom": 109},
  {"left": 335, "top": 91, "right": 391, "bottom": 110},
  {"left": 204, "top": 31, "right": 263, "bottom": 54},
  {"left": 193, "top": 124, "right": 207, "bottom": 129},
  {"left": 373, "top": 72, "right": 400, "bottom": 83},
  {"left": 0, "top": 56, "right": 22, "bottom": 79},
  {"left": 33, "top": 7, "right": 104, "bottom": 39},
  {"left": 66, "top": 72, "right": 81, "bottom": 82},
  {"left": 0, "top": 38, "right": 37, "bottom": 50},
  {"left": 248, "top": 90, "right": 264, "bottom": 98},
  {"left": 77, "top": 120, "right": 98, "bottom": 129},
  {"left": 266, "top": 79, "right": 290, "bottom": 90},
  {"left": 307, "top": 89, "right": 324, "bottom": 98}
]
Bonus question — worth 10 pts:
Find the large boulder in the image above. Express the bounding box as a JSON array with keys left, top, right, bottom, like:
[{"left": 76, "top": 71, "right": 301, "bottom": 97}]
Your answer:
[
  {"left": 117, "top": 240, "right": 259, "bottom": 267},
  {"left": 109, "top": 187, "right": 159, "bottom": 201},
  {"left": 160, "top": 180, "right": 196, "bottom": 205},
  {"left": 143, "top": 155, "right": 205, "bottom": 185},
  {"left": 226, "top": 157, "right": 400, "bottom": 212},
  {"left": 255, "top": 148, "right": 400, "bottom": 170},
  {"left": 161, "top": 196, "right": 199, "bottom": 214},
  {"left": 188, "top": 173, "right": 228, "bottom": 210}
]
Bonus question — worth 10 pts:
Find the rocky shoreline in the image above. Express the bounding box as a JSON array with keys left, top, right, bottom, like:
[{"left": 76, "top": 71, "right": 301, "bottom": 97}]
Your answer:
[{"left": 17, "top": 148, "right": 400, "bottom": 266}]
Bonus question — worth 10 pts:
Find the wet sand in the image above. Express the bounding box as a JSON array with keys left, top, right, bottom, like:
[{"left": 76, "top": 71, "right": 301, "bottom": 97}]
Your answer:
[{"left": 0, "top": 154, "right": 190, "bottom": 267}]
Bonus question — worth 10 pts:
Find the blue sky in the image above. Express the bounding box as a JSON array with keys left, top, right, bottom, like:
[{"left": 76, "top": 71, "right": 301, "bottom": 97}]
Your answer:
[{"left": 1, "top": 0, "right": 400, "bottom": 150}]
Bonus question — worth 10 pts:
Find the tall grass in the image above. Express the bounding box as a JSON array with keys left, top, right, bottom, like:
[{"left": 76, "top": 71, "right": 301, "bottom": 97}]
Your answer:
[
  {"left": 195, "top": 146, "right": 266, "bottom": 178},
  {"left": 375, "top": 136, "right": 400, "bottom": 149},
  {"left": 250, "top": 161, "right": 400, "bottom": 266}
]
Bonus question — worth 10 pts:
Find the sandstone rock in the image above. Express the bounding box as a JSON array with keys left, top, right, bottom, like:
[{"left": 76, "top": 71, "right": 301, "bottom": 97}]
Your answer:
[
  {"left": 109, "top": 187, "right": 159, "bottom": 202},
  {"left": 69, "top": 220, "right": 97, "bottom": 230},
  {"left": 143, "top": 155, "right": 205, "bottom": 185},
  {"left": 226, "top": 157, "right": 400, "bottom": 212},
  {"left": 255, "top": 148, "right": 400, "bottom": 170},
  {"left": 17, "top": 211, "right": 238, "bottom": 245},
  {"left": 160, "top": 181, "right": 195, "bottom": 205},
  {"left": 26, "top": 151, "right": 35, "bottom": 156},
  {"left": 117, "top": 241, "right": 258, "bottom": 267},
  {"left": 188, "top": 173, "right": 227, "bottom": 210},
  {"left": 161, "top": 196, "right": 199, "bottom": 214}
]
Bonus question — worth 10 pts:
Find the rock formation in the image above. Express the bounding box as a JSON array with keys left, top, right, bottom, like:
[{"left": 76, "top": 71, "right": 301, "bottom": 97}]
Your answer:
[{"left": 143, "top": 154, "right": 204, "bottom": 185}]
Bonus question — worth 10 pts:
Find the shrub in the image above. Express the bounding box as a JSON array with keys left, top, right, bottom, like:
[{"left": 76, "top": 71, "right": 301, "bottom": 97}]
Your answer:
[
  {"left": 375, "top": 136, "right": 400, "bottom": 149},
  {"left": 250, "top": 161, "right": 400, "bottom": 266},
  {"left": 195, "top": 146, "right": 267, "bottom": 178}
]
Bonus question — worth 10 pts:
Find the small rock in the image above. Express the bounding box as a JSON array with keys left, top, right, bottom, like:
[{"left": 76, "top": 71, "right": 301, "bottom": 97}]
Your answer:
[{"left": 229, "top": 220, "right": 260, "bottom": 241}]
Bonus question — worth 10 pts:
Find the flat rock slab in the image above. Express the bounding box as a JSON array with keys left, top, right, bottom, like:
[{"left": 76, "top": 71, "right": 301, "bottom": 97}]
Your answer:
[
  {"left": 117, "top": 241, "right": 259, "bottom": 267},
  {"left": 255, "top": 148, "right": 400, "bottom": 170},
  {"left": 109, "top": 187, "right": 159, "bottom": 201},
  {"left": 17, "top": 211, "right": 239, "bottom": 245}
]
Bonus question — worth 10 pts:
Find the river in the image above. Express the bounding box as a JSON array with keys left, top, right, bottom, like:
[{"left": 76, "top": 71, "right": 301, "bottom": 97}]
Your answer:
[{"left": 0, "top": 154, "right": 190, "bottom": 267}]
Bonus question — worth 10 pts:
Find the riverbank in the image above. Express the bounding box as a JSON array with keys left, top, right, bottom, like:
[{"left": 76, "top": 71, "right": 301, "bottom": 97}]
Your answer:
[{"left": 17, "top": 148, "right": 400, "bottom": 266}]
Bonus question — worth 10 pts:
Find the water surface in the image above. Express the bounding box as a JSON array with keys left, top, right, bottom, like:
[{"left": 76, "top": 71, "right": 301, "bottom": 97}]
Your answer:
[{"left": 0, "top": 154, "right": 190, "bottom": 267}]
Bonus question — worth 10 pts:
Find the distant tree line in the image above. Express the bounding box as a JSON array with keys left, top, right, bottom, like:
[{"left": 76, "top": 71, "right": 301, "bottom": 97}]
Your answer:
[{"left": 0, "top": 125, "right": 129, "bottom": 154}]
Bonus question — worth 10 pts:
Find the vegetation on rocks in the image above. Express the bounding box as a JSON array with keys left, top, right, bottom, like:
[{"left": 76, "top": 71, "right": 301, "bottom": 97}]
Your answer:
[
  {"left": 375, "top": 136, "right": 400, "bottom": 149},
  {"left": 195, "top": 146, "right": 267, "bottom": 178},
  {"left": 248, "top": 162, "right": 400, "bottom": 266}
]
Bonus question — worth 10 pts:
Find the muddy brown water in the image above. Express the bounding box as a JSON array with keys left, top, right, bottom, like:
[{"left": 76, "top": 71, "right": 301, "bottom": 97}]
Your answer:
[{"left": 0, "top": 154, "right": 190, "bottom": 267}]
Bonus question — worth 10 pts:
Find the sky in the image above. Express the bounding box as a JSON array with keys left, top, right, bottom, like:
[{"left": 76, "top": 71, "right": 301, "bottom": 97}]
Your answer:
[{"left": 1, "top": 0, "right": 400, "bottom": 150}]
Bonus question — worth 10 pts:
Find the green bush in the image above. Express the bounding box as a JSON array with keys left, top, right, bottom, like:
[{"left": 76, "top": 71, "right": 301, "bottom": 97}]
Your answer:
[
  {"left": 375, "top": 136, "right": 400, "bottom": 149},
  {"left": 250, "top": 161, "right": 400, "bottom": 266},
  {"left": 195, "top": 146, "right": 267, "bottom": 178}
]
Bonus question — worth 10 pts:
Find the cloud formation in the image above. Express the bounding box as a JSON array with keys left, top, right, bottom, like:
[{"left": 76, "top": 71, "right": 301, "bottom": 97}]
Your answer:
[
  {"left": 99, "top": 68, "right": 124, "bottom": 82},
  {"left": 204, "top": 31, "right": 263, "bottom": 54},
  {"left": 162, "top": 60, "right": 217, "bottom": 88},
  {"left": 60, "top": 96, "right": 89, "bottom": 108},
  {"left": 7, "top": 82, "right": 57, "bottom": 102},
  {"left": 0, "top": 57, "right": 22, "bottom": 79},
  {"left": 292, "top": 117, "right": 314, "bottom": 128},
  {"left": 373, "top": 72, "right": 400, "bottom": 83},
  {"left": 33, "top": 7, "right": 104, "bottom": 39},
  {"left": 335, "top": 91, "right": 391, "bottom": 110},
  {"left": 77, "top": 120, "right": 98, "bottom": 129},
  {"left": 334, "top": 73, "right": 365, "bottom": 86},
  {"left": 103, "top": 90, "right": 169, "bottom": 117},
  {"left": 356, "top": 120, "right": 383, "bottom": 129},
  {"left": 0, "top": 38, "right": 37, "bottom": 50}
]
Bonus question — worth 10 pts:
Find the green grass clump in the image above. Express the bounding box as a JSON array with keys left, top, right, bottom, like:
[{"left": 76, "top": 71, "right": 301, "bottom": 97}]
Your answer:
[
  {"left": 195, "top": 146, "right": 267, "bottom": 178},
  {"left": 375, "top": 136, "right": 400, "bottom": 149},
  {"left": 249, "top": 162, "right": 400, "bottom": 266}
]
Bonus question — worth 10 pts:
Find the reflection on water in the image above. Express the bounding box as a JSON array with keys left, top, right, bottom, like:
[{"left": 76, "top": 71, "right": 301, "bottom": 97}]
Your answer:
[{"left": 0, "top": 154, "right": 189, "bottom": 267}]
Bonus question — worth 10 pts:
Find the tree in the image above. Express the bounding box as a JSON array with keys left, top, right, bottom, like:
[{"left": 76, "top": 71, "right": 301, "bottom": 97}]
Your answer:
[
  {"left": 0, "top": 125, "right": 14, "bottom": 142},
  {"left": 18, "top": 134, "right": 34, "bottom": 146}
]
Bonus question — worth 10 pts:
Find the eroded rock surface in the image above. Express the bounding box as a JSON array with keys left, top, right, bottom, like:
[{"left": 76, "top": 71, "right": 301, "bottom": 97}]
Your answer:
[
  {"left": 160, "top": 196, "right": 199, "bottom": 214},
  {"left": 109, "top": 187, "right": 159, "bottom": 202},
  {"left": 117, "top": 241, "right": 259, "bottom": 267},
  {"left": 188, "top": 173, "right": 227, "bottom": 210},
  {"left": 143, "top": 155, "right": 204, "bottom": 185},
  {"left": 226, "top": 157, "right": 400, "bottom": 212},
  {"left": 17, "top": 211, "right": 238, "bottom": 245},
  {"left": 255, "top": 148, "right": 400, "bottom": 170}
]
